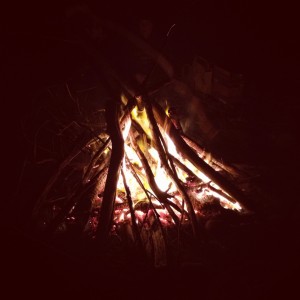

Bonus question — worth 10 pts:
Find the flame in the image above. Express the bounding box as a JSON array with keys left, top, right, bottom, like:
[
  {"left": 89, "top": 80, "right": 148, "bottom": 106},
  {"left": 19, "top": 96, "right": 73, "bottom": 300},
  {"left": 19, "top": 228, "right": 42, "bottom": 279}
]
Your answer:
[
  {"left": 148, "top": 148, "right": 171, "bottom": 191},
  {"left": 131, "top": 106, "right": 152, "bottom": 138},
  {"left": 112, "top": 103, "right": 242, "bottom": 228},
  {"left": 122, "top": 116, "right": 132, "bottom": 140},
  {"left": 165, "top": 100, "right": 170, "bottom": 117},
  {"left": 164, "top": 132, "right": 210, "bottom": 183},
  {"left": 120, "top": 93, "right": 128, "bottom": 105}
]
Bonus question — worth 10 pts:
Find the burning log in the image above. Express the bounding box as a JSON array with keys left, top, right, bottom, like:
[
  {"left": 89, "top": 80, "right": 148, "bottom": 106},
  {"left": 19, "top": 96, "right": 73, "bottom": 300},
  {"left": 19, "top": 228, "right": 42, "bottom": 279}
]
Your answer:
[
  {"left": 142, "top": 95, "right": 202, "bottom": 238},
  {"left": 129, "top": 131, "right": 180, "bottom": 226},
  {"left": 152, "top": 100, "right": 255, "bottom": 212}
]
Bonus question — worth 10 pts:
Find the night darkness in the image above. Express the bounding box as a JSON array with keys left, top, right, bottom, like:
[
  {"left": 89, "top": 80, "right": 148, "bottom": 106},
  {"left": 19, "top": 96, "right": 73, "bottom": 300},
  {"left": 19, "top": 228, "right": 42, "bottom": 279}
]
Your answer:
[{"left": 3, "top": 0, "right": 300, "bottom": 299}]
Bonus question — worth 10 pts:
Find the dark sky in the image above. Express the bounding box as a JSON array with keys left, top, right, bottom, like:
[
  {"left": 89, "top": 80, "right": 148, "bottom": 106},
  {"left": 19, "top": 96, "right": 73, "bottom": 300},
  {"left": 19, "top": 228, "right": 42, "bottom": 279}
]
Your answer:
[
  {"left": 4, "top": 0, "right": 299, "bottom": 135},
  {"left": 4, "top": 1, "right": 299, "bottom": 162},
  {"left": 5, "top": 0, "right": 298, "bottom": 85}
]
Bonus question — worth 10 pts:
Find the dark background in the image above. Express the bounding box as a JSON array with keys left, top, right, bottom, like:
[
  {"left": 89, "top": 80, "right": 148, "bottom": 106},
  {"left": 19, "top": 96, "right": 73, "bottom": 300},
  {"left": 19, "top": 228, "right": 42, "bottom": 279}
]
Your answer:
[
  {"left": 4, "top": 0, "right": 299, "bottom": 156},
  {"left": 3, "top": 0, "right": 300, "bottom": 299},
  {"left": 5, "top": 0, "right": 299, "bottom": 91},
  {"left": 5, "top": 0, "right": 299, "bottom": 214}
]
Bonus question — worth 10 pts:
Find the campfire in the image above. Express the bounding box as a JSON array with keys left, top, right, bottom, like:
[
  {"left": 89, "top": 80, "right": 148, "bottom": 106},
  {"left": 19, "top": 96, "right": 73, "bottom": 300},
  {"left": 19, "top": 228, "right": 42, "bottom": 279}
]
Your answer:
[
  {"left": 31, "top": 9, "right": 257, "bottom": 266},
  {"left": 33, "top": 83, "right": 254, "bottom": 265}
]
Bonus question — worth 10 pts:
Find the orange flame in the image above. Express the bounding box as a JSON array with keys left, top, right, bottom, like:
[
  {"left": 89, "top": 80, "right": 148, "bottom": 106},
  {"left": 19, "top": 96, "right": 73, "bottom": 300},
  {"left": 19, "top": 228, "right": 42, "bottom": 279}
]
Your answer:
[{"left": 112, "top": 104, "right": 242, "bottom": 227}]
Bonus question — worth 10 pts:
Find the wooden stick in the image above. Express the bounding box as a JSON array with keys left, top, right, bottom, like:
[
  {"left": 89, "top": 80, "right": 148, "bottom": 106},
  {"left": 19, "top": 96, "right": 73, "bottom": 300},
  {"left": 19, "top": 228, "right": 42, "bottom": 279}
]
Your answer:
[
  {"left": 129, "top": 131, "right": 180, "bottom": 226},
  {"left": 152, "top": 101, "right": 255, "bottom": 212},
  {"left": 120, "top": 168, "right": 143, "bottom": 248},
  {"left": 143, "top": 95, "right": 202, "bottom": 238},
  {"left": 42, "top": 166, "right": 108, "bottom": 237},
  {"left": 83, "top": 138, "right": 111, "bottom": 183},
  {"left": 181, "top": 134, "right": 240, "bottom": 177},
  {"left": 124, "top": 155, "right": 168, "bottom": 255},
  {"left": 168, "top": 154, "right": 200, "bottom": 180},
  {"left": 33, "top": 130, "right": 102, "bottom": 217},
  {"left": 96, "top": 101, "right": 124, "bottom": 243}
]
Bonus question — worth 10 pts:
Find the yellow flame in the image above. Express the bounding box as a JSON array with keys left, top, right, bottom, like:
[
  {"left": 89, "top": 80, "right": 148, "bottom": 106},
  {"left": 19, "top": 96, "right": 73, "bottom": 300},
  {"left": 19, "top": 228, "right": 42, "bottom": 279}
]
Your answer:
[
  {"left": 131, "top": 106, "right": 152, "bottom": 138},
  {"left": 148, "top": 148, "right": 171, "bottom": 191},
  {"left": 165, "top": 100, "right": 170, "bottom": 117},
  {"left": 113, "top": 100, "right": 243, "bottom": 227},
  {"left": 122, "top": 117, "right": 132, "bottom": 140},
  {"left": 165, "top": 132, "right": 210, "bottom": 183},
  {"left": 120, "top": 93, "right": 128, "bottom": 105}
]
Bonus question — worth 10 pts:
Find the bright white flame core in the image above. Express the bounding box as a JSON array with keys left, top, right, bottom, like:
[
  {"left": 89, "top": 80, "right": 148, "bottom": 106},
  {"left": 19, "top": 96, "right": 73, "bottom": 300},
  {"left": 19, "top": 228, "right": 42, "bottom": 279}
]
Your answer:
[{"left": 113, "top": 105, "right": 242, "bottom": 226}]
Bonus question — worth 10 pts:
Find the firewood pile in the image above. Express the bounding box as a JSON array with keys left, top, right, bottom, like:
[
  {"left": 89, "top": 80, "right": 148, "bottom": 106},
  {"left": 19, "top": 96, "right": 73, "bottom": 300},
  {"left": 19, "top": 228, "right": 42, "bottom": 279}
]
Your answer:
[
  {"left": 29, "top": 73, "right": 260, "bottom": 267},
  {"left": 15, "top": 9, "right": 264, "bottom": 267}
]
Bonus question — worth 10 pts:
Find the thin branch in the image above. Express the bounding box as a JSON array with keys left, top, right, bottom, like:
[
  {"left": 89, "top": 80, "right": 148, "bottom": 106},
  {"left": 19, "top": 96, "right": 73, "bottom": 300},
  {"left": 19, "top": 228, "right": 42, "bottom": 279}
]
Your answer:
[
  {"left": 129, "top": 130, "right": 180, "bottom": 226},
  {"left": 143, "top": 95, "right": 201, "bottom": 238},
  {"left": 120, "top": 168, "right": 143, "bottom": 248},
  {"left": 152, "top": 100, "right": 255, "bottom": 212}
]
